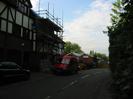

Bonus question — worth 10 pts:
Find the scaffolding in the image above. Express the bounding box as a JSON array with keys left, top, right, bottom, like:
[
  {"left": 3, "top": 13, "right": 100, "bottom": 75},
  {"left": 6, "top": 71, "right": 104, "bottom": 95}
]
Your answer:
[
  {"left": 35, "top": 0, "right": 64, "bottom": 40},
  {"left": 36, "top": 10, "right": 63, "bottom": 29}
]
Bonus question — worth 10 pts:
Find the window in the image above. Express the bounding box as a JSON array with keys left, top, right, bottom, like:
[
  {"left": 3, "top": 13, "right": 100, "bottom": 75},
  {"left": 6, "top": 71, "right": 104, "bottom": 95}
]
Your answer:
[
  {"left": 24, "top": 6, "right": 29, "bottom": 14},
  {"left": 17, "top": 1, "right": 27, "bottom": 14},
  {"left": 17, "top": 2, "right": 23, "bottom": 12},
  {"left": 1, "top": 8, "right": 7, "bottom": 19},
  {"left": 16, "top": 0, "right": 19, "bottom": 7},
  {"left": 61, "top": 58, "right": 70, "bottom": 65},
  {"left": 23, "top": 28, "right": 29, "bottom": 39},
  {"left": 23, "top": 15, "right": 28, "bottom": 28},
  {"left": 33, "top": 33, "right": 36, "bottom": 40},
  {"left": 33, "top": 41, "right": 36, "bottom": 51},
  {"left": 1, "top": 19, "right": 6, "bottom": 32},
  {"left": 13, "top": 24, "right": 21, "bottom": 36},
  {"left": 0, "top": 19, "right": 1, "bottom": 30},
  {"left": 8, "top": 22, "right": 13, "bottom": 34},
  {"left": 21, "top": 27, "right": 23, "bottom": 37},
  {"left": 27, "top": 8, "right": 29, "bottom": 15},
  {"left": 21, "top": 4, "right": 25, "bottom": 12},
  {"left": 16, "top": 11, "right": 22, "bottom": 25},
  {"left": 29, "top": 31, "right": 32, "bottom": 40}
]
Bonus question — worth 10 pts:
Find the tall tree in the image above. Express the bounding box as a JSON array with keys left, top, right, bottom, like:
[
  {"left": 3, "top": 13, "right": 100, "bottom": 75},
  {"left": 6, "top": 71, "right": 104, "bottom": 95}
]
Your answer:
[
  {"left": 64, "top": 41, "right": 83, "bottom": 54},
  {"left": 108, "top": 0, "right": 133, "bottom": 99},
  {"left": 110, "top": 0, "right": 124, "bottom": 26}
]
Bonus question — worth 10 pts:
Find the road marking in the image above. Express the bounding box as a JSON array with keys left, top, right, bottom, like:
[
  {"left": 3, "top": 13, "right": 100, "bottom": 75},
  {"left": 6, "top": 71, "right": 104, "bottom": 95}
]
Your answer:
[
  {"left": 81, "top": 75, "right": 90, "bottom": 79},
  {"left": 62, "top": 80, "right": 78, "bottom": 90},
  {"left": 70, "top": 80, "right": 78, "bottom": 85},
  {"left": 44, "top": 96, "right": 51, "bottom": 99},
  {"left": 93, "top": 72, "right": 102, "bottom": 75}
]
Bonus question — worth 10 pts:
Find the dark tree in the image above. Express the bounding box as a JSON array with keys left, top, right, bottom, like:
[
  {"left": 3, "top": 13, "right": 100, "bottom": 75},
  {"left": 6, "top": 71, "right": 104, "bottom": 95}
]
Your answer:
[{"left": 108, "top": 0, "right": 133, "bottom": 99}]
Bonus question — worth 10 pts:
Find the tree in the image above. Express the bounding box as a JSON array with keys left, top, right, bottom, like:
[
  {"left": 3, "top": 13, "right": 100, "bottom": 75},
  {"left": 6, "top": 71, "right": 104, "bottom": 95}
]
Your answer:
[
  {"left": 110, "top": 0, "right": 124, "bottom": 26},
  {"left": 89, "top": 50, "right": 109, "bottom": 61},
  {"left": 64, "top": 41, "right": 83, "bottom": 54},
  {"left": 95, "top": 53, "right": 109, "bottom": 61},
  {"left": 106, "top": 0, "right": 124, "bottom": 35},
  {"left": 89, "top": 50, "right": 95, "bottom": 56},
  {"left": 108, "top": 0, "right": 133, "bottom": 99}
]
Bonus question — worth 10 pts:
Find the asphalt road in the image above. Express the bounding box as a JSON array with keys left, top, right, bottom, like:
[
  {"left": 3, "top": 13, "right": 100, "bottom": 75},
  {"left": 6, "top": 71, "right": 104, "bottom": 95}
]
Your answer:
[{"left": 0, "top": 69, "right": 112, "bottom": 99}]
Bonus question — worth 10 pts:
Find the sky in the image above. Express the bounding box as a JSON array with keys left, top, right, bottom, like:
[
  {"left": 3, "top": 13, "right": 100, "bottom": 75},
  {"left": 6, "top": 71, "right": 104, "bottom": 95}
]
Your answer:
[{"left": 31, "top": 0, "right": 115, "bottom": 55}]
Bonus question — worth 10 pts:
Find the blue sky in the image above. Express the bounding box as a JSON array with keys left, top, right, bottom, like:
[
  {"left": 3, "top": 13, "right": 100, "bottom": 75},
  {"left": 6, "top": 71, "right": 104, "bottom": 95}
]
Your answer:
[
  {"left": 31, "top": 0, "right": 115, "bottom": 55},
  {"left": 32, "top": 0, "right": 92, "bottom": 21}
]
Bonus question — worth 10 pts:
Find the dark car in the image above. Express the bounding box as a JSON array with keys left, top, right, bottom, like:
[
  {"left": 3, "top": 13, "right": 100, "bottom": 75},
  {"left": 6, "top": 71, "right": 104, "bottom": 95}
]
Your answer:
[
  {"left": 52, "top": 55, "right": 78, "bottom": 74},
  {"left": 0, "top": 62, "right": 30, "bottom": 83}
]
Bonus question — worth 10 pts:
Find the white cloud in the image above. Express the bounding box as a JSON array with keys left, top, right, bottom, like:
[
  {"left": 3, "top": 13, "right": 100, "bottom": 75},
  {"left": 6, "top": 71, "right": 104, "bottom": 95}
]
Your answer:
[
  {"left": 31, "top": 0, "right": 51, "bottom": 10},
  {"left": 64, "top": 0, "right": 112, "bottom": 55},
  {"left": 31, "top": 0, "right": 39, "bottom": 10}
]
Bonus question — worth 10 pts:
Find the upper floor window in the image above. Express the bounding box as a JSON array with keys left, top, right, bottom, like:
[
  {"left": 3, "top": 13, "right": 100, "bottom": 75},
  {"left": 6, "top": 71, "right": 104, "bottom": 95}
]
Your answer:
[
  {"left": 13, "top": 24, "right": 21, "bottom": 36},
  {"left": 1, "top": 19, "right": 6, "bottom": 32},
  {"left": 17, "top": 1, "right": 29, "bottom": 15}
]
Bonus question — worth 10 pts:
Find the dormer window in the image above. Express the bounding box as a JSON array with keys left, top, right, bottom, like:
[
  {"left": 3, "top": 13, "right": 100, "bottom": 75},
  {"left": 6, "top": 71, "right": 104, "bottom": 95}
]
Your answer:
[{"left": 16, "top": 0, "right": 29, "bottom": 14}]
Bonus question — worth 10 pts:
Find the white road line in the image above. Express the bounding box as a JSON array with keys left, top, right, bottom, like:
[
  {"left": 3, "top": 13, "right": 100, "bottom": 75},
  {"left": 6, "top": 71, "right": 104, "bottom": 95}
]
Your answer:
[
  {"left": 93, "top": 72, "right": 101, "bottom": 75},
  {"left": 44, "top": 96, "right": 51, "bottom": 99},
  {"left": 62, "top": 80, "right": 78, "bottom": 90},
  {"left": 70, "top": 80, "right": 78, "bottom": 85},
  {"left": 81, "top": 75, "right": 90, "bottom": 79}
]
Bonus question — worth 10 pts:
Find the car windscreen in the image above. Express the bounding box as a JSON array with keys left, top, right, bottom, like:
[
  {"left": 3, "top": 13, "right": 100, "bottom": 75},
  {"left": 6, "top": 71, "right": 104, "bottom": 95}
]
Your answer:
[{"left": 61, "top": 58, "right": 70, "bottom": 64}]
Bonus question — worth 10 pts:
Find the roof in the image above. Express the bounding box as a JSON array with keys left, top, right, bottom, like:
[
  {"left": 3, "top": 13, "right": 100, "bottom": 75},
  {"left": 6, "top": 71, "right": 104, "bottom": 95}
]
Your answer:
[
  {"left": 30, "top": 10, "right": 63, "bottom": 32},
  {"left": 3, "top": 0, "right": 32, "bottom": 8},
  {"left": 41, "top": 18, "right": 62, "bottom": 32},
  {"left": 26, "top": 0, "right": 32, "bottom": 8}
]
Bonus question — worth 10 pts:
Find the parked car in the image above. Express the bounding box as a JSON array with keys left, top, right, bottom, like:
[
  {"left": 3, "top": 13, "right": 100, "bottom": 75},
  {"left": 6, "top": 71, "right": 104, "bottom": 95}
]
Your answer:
[
  {"left": 52, "top": 55, "right": 78, "bottom": 74},
  {"left": 0, "top": 62, "right": 30, "bottom": 83}
]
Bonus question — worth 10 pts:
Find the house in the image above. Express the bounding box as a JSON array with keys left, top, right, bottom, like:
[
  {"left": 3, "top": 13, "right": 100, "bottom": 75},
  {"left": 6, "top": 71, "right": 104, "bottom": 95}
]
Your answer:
[
  {"left": 30, "top": 10, "right": 64, "bottom": 71},
  {"left": 0, "top": 0, "right": 64, "bottom": 71}
]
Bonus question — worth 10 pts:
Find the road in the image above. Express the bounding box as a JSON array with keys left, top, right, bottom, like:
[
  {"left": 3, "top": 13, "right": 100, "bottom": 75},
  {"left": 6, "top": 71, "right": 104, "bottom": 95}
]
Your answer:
[{"left": 0, "top": 69, "right": 112, "bottom": 99}]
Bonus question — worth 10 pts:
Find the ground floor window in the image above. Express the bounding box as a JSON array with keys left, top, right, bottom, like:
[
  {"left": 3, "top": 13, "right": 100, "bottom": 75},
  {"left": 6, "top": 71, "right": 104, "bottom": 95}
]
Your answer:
[
  {"left": 29, "top": 31, "right": 33, "bottom": 40},
  {"left": 23, "top": 27, "right": 29, "bottom": 40},
  {"left": 33, "top": 41, "right": 36, "bottom": 51}
]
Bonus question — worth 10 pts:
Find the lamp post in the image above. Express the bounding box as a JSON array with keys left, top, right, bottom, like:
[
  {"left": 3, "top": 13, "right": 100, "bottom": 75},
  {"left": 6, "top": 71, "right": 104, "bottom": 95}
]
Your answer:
[{"left": 21, "top": 43, "right": 24, "bottom": 66}]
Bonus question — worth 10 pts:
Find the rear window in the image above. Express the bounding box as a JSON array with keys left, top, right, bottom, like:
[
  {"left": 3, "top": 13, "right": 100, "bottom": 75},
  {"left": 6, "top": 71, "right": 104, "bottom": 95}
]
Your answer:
[
  {"left": 0, "top": 62, "right": 17, "bottom": 65},
  {"left": 0, "top": 62, "right": 19, "bottom": 69}
]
